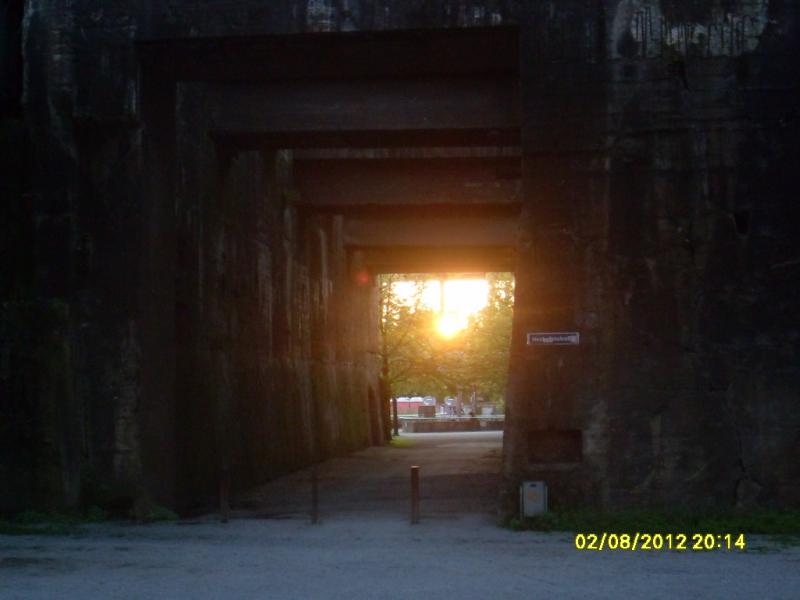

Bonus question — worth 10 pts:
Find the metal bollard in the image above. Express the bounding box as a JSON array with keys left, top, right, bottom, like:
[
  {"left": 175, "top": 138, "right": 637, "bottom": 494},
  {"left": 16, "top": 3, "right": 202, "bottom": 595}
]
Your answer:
[
  {"left": 410, "top": 465, "right": 420, "bottom": 524},
  {"left": 311, "top": 464, "right": 320, "bottom": 525}
]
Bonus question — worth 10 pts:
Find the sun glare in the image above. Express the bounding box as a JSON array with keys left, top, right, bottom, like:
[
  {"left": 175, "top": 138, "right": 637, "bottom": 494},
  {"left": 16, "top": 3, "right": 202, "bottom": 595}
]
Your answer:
[
  {"left": 392, "top": 278, "right": 489, "bottom": 337},
  {"left": 436, "top": 312, "right": 468, "bottom": 338}
]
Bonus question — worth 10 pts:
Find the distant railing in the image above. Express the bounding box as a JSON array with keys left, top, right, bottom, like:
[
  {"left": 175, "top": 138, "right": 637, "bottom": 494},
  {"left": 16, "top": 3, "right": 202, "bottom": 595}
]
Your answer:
[{"left": 399, "top": 415, "right": 505, "bottom": 433}]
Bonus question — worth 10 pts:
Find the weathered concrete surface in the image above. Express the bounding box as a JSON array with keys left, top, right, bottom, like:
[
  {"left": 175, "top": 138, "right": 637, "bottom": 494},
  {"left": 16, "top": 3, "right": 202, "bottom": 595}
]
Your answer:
[
  {"left": 1, "top": 0, "right": 799, "bottom": 515},
  {"left": 505, "top": 0, "right": 800, "bottom": 511}
]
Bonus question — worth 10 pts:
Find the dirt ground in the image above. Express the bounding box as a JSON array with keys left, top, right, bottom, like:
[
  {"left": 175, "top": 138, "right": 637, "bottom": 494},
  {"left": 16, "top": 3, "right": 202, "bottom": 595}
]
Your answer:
[{"left": 2, "top": 432, "right": 799, "bottom": 599}]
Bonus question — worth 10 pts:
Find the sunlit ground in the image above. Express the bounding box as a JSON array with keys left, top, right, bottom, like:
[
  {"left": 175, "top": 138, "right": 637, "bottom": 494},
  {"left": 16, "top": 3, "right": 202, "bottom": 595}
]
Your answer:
[{"left": 392, "top": 278, "right": 490, "bottom": 337}]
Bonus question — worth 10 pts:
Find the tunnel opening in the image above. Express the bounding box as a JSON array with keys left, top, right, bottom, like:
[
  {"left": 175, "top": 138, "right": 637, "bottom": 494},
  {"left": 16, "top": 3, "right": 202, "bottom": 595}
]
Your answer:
[
  {"left": 366, "top": 270, "right": 515, "bottom": 514},
  {"left": 378, "top": 272, "right": 513, "bottom": 436}
]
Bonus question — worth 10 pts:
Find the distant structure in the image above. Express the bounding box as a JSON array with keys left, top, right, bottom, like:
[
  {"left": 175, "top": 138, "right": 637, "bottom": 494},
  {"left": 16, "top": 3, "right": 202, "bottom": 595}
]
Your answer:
[{"left": 1, "top": 1, "right": 798, "bottom": 514}]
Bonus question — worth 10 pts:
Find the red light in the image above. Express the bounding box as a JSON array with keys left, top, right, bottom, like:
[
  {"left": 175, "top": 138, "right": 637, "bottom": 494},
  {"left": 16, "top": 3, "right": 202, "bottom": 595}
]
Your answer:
[{"left": 355, "top": 269, "right": 371, "bottom": 286}]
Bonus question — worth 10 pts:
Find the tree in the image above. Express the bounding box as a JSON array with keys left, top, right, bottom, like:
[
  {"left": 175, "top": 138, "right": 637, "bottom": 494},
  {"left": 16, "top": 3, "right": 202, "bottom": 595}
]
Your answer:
[
  {"left": 379, "top": 273, "right": 514, "bottom": 412},
  {"left": 379, "top": 275, "right": 446, "bottom": 399},
  {"left": 460, "top": 272, "right": 514, "bottom": 404}
]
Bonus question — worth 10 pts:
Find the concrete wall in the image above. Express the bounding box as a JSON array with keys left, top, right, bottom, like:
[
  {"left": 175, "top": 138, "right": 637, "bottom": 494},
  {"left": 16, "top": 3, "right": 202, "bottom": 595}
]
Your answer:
[
  {"left": 0, "top": 0, "right": 386, "bottom": 513},
  {"left": 173, "top": 105, "right": 383, "bottom": 506},
  {"left": 506, "top": 1, "right": 800, "bottom": 511}
]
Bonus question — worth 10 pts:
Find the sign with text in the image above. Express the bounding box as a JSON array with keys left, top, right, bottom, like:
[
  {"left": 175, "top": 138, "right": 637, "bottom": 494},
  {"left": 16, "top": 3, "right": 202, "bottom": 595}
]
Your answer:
[{"left": 527, "top": 332, "right": 580, "bottom": 346}]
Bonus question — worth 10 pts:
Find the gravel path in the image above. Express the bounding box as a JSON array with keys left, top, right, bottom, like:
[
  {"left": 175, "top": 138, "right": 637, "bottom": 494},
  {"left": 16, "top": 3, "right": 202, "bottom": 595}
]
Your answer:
[
  {"left": 2, "top": 516, "right": 799, "bottom": 599},
  {"left": 2, "top": 432, "right": 798, "bottom": 599}
]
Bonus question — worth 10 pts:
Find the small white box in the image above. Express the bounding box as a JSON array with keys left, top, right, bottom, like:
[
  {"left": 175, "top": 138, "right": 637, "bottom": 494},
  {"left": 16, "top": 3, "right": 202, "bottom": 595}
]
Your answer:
[{"left": 520, "top": 481, "right": 548, "bottom": 517}]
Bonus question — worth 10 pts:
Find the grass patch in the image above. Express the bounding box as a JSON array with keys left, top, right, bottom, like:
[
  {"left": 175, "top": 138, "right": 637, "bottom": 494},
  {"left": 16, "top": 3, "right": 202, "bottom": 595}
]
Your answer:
[
  {"left": 505, "top": 509, "right": 800, "bottom": 539},
  {"left": 0, "top": 502, "right": 181, "bottom": 535},
  {"left": 140, "top": 505, "right": 179, "bottom": 523},
  {"left": 0, "top": 510, "right": 87, "bottom": 536},
  {"left": 86, "top": 505, "right": 109, "bottom": 522},
  {"left": 0, "top": 505, "right": 120, "bottom": 536},
  {"left": 0, "top": 521, "right": 78, "bottom": 536},
  {"left": 767, "top": 533, "right": 800, "bottom": 547},
  {"left": 389, "top": 436, "right": 416, "bottom": 448}
]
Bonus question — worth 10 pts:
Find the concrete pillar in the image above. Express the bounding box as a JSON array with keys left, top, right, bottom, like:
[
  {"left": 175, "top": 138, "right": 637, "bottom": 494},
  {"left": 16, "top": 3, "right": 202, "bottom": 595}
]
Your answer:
[
  {"left": 505, "top": 2, "right": 610, "bottom": 511},
  {"left": 137, "top": 66, "right": 177, "bottom": 509}
]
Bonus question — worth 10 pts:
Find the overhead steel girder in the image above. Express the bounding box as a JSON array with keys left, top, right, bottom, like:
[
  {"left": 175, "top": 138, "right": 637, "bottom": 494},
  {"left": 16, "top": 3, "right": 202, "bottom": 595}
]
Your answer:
[
  {"left": 356, "top": 246, "right": 516, "bottom": 274},
  {"left": 295, "top": 157, "right": 521, "bottom": 208},
  {"left": 202, "top": 76, "right": 519, "bottom": 140}
]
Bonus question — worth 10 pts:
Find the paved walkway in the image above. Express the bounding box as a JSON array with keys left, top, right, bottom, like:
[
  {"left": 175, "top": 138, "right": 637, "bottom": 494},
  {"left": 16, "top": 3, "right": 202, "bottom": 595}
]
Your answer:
[{"left": 236, "top": 431, "right": 504, "bottom": 520}]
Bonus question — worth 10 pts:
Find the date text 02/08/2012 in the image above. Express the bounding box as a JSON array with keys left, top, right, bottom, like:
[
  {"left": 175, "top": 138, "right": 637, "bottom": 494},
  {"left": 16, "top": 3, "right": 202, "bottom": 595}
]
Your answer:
[{"left": 574, "top": 533, "right": 746, "bottom": 552}]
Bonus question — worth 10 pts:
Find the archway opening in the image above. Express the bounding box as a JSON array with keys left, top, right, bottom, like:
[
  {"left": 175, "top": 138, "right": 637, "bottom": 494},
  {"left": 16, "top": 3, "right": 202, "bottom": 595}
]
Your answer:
[
  {"left": 380, "top": 272, "right": 513, "bottom": 433},
  {"left": 375, "top": 271, "right": 514, "bottom": 513}
]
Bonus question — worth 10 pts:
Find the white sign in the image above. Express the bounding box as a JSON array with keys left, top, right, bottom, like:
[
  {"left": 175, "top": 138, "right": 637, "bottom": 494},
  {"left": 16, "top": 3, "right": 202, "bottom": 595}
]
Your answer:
[{"left": 527, "top": 332, "right": 580, "bottom": 346}]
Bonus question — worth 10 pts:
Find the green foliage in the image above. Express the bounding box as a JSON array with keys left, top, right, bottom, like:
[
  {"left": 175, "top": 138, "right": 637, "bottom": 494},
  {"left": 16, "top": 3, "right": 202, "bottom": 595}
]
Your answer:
[
  {"left": 0, "top": 521, "right": 79, "bottom": 536},
  {"left": 0, "top": 503, "right": 179, "bottom": 536},
  {"left": 388, "top": 437, "right": 416, "bottom": 448},
  {"left": 379, "top": 273, "right": 514, "bottom": 404},
  {"left": 0, "top": 510, "right": 84, "bottom": 536},
  {"left": 86, "top": 505, "right": 109, "bottom": 522},
  {"left": 139, "top": 505, "right": 179, "bottom": 523},
  {"left": 0, "top": 504, "right": 126, "bottom": 537},
  {"left": 459, "top": 273, "right": 514, "bottom": 403},
  {"left": 504, "top": 509, "right": 800, "bottom": 539}
]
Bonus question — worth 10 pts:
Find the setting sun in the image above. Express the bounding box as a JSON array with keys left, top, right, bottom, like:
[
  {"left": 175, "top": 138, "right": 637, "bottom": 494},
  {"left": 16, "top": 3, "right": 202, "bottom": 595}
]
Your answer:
[
  {"left": 436, "top": 312, "right": 469, "bottom": 338},
  {"left": 392, "top": 278, "right": 490, "bottom": 337}
]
